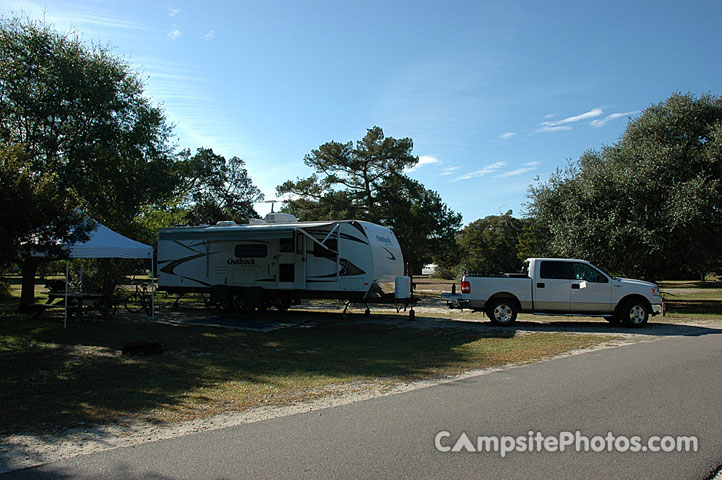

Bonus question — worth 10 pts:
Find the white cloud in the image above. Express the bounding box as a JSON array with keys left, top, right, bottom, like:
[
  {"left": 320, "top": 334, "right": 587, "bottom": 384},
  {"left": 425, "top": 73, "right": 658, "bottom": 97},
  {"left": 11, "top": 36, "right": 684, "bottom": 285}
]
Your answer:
[
  {"left": 406, "top": 155, "right": 441, "bottom": 173},
  {"left": 542, "top": 108, "right": 603, "bottom": 127},
  {"left": 203, "top": 30, "right": 216, "bottom": 41},
  {"left": 168, "top": 29, "right": 182, "bottom": 40},
  {"left": 441, "top": 166, "right": 461, "bottom": 176},
  {"left": 535, "top": 125, "right": 573, "bottom": 133},
  {"left": 499, "top": 132, "right": 516, "bottom": 140},
  {"left": 2, "top": 0, "right": 149, "bottom": 33},
  {"left": 168, "top": 7, "right": 180, "bottom": 17},
  {"left": 590, "top": 111, "right": 639, "bottom": 127},
  {"left": 452, "top": 161, "right": 506, "bottom": 181},
  {"left": 418, "top": 155, "right": 441, "bottom": 166},
  {"left": 495, "top": 167, "right": 535, "bottom": 178},
  {"left": 523, "top": 161, "right": 541, "bottom": 166}
]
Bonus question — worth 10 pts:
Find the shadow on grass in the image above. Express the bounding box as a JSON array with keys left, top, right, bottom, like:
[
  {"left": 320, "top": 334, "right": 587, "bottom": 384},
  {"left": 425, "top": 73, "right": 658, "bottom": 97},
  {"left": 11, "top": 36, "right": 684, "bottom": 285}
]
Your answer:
[
  {"left": 664, "top": 300, "right": 722, "bottom": 314},
  {"left": 0, "top": 310, "right": 516, "bottom": 439}
]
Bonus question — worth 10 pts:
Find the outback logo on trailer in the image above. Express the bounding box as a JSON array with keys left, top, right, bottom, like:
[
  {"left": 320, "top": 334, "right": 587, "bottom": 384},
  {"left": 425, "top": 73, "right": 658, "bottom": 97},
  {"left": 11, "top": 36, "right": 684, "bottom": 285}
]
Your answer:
[
  {"left": 376, "top": 235, "right": 392, "bottom": 244},
  {"left": 228, "top": 258, "right": 256, "bottom": 265}
]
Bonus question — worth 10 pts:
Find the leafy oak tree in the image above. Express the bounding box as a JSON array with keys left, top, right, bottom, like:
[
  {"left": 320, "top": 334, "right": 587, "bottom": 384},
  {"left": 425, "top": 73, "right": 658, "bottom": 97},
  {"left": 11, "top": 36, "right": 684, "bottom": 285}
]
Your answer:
[
  {"left": 457, "top": 211, "right": 525, "bottom": 275},
  {"left": 176, "top": 147, "right": 264, "bottom": 225},
  {"left": 527, "top": 92, "right": 722, "bottom": 279},
  {"left": 1, "top": 18, "right": 178, "bottom": 308},
  {"left": 278, "top": 127, "right": 462, "bottom": 273}
]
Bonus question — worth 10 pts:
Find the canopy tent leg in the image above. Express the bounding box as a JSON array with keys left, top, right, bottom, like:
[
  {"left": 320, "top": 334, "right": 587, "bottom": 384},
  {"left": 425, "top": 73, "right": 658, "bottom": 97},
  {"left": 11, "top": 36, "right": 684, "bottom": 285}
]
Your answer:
[
  {"left": 64, "top": 260, "right": 69, "bottom": 329},
  {"left": 151, "top": 257, "right": 155, "bottom": 319}
]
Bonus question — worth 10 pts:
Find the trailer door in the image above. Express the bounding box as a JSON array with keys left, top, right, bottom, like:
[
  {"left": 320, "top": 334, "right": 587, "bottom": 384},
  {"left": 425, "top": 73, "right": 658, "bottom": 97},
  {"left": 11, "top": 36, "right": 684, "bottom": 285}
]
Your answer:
[{"left": 277, "top": 233, "right": 306, "bottom": 290}]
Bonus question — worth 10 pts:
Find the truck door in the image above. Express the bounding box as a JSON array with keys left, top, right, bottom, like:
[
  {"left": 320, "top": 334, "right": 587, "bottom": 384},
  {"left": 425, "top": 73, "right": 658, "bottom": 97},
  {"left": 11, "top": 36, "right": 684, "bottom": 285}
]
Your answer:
[
  {"left": 533, "top": 260, "right": 571, "bottom": 312},
  {"left": 569, "top": 262, "right": 612, "bottom": 313}
]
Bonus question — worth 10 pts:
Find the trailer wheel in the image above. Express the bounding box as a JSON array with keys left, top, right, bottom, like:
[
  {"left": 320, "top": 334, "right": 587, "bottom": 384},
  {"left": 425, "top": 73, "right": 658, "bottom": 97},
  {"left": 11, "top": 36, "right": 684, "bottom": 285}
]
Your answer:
[
  {"left": 273, "top": 298, "right": 292, "bottom": 311},
  {"left": 233, "top": 297, "right": 256, "bottom": 313},
  {"left": 485, "top": 298, "right": 518, "bottom": 325}
]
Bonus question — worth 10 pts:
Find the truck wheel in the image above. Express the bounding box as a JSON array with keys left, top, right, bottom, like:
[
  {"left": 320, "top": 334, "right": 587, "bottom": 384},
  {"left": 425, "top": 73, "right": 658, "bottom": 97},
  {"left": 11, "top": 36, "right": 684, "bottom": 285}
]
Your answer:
[
  {"left": 486, "top": 299, "right": 518, "bottom": 325},
  {"left": 621, "top": 300, "right": 649, "bottom": 327}
]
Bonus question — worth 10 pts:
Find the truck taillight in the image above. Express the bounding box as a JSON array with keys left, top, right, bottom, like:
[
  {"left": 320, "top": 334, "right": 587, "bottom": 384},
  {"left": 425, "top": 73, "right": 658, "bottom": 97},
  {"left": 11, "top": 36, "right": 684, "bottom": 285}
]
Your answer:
[{"left": 461, "top": 281, "right": 470, "bottom": 294}]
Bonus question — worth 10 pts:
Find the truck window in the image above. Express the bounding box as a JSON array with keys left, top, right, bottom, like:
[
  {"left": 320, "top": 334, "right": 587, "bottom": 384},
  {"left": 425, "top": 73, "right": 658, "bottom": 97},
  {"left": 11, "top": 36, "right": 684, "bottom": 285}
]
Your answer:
[
  {"left": 539, "top": 261, "right": 569, "bottom": 279},
  {"left": 521, "top": 261, "right": 530, "bottom": 275},
  {"left": 234, "top": 244, "right": 267, "bottom": 258},
  {"left": 572, "top": 263, "right": 608, "bottom": 283}
]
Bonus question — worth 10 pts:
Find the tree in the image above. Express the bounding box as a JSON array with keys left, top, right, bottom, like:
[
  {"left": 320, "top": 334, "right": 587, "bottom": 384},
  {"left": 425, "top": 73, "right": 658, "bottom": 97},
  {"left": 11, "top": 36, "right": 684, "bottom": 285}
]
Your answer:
[
  {"left": 278, "top": 127, "right": 462, "bottom": 274},
  {"left": 527, "top": 93, "right": 722, "bottom": 279},
  {"left": 1, "top": 18, "right": 178, "bottom": 308},
  {"left": 457, "top": 212, "right": 524, "bottom": 274},
  {"left": 0, "top": 144, "right": 86, "bottom": 268},
  {"left": 278, "top": 126, "right": 417, "bottom": 221},
  {"left": 374, "top": 175, "right": 462, "bottom": 274},
  {"left": 176, "top": 147, "right": 264, "bottom": 225}
]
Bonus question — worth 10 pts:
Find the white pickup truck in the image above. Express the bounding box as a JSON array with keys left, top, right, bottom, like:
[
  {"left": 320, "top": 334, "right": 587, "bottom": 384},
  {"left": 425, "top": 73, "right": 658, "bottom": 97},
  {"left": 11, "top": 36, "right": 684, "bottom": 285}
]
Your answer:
[{"left": 441, "top": 258, "right": 664, "bottom": 327}]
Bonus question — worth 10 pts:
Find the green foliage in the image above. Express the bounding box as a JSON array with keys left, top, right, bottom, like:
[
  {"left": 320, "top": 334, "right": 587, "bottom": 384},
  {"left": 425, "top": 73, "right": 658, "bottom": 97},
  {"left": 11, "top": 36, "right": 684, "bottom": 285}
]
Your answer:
[
  {"left": 457, "top": 211, "right": 524, "bottom": 274},
  {"left": 0, "top": 143, "right": 86, "bottom": 267},
  {"left": 0, "top": 17, "right": 178, "bottom": 257},
  {"left": 278, "top": 127, "right": 462, "bottom": 271},
  {"left": 176, "top": 147, "right": 263, "bottom": 225},
  {"left": 278, "top": 126, "right": 417, "bottom": 219},
  {"left": 516, "top": 217, "right": 552, "bottom": 261},
  {"left": 527, "top": 92, "right": 722, "bottom": 279},
  {"left": 375, "top": 175, "right": 462, "bottom": 273}
]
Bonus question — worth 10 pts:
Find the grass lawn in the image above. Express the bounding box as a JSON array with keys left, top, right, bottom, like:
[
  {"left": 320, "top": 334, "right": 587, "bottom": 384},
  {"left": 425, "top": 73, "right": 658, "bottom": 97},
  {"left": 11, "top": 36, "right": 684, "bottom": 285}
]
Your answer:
[
  {"left": 0, "top": 311, "right": 613, "bottom": 436},
  {"left": 1, "top": 274, "right": 717, "bottom": 437}
]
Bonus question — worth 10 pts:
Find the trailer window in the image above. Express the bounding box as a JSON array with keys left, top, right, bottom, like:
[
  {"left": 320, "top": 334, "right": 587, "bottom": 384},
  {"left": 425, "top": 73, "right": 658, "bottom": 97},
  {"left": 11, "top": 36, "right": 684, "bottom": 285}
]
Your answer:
[
  {"left": 313, "top": 239, "right": 337, "bottom": 259},
  {"left": 279, "top": 237, "right": 294, "bottom": 253},
  {"left": 234, "top": 244, "right": 267, "bottom": 258}
]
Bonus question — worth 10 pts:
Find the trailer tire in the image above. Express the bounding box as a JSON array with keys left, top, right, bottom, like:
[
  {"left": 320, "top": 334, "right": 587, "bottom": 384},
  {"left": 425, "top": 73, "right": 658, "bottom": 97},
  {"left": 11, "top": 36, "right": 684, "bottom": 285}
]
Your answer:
[
  {"left": 273, "top": 298, "right": 292, "bottom": 311},
  {"left": 485, "top": 298, "right": 518, "bottom": 325}
]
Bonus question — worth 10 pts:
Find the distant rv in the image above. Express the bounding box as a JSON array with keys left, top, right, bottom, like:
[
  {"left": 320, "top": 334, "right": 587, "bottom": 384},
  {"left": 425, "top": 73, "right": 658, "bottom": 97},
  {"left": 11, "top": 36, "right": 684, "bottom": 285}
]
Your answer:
[
  {"left": 157, "top": 214, "right": 409, "bottom": 311},
  {"left": 422, "top": 264, "right": 438, "bottom": 276}
]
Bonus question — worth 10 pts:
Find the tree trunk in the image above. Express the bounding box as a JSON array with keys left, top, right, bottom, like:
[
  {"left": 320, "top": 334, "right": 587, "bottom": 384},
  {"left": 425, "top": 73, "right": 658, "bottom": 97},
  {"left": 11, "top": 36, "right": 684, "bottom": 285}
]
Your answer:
[{"left": 18, "top": 257, "right": 38, "bottom": 312}]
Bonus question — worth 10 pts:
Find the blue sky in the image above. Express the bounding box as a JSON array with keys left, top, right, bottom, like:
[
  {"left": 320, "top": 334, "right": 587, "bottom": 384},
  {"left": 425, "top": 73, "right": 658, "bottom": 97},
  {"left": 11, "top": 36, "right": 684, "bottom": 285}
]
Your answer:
[{"left": 2, "top": 0, "right": 721, "bottom": 223}]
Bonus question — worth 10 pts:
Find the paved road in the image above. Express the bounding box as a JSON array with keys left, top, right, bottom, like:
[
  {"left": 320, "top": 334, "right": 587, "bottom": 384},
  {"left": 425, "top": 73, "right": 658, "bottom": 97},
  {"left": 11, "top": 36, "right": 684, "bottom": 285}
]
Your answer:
[{"left": 4, "top": 332, "right": 722, "bottom": 479}]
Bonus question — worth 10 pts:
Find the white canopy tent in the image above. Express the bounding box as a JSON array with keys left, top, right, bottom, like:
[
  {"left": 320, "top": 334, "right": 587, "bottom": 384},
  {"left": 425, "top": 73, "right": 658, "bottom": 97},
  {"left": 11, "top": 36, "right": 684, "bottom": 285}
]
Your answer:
[{"left": 58, "top": 220, "right": 155, "bottom": 328}]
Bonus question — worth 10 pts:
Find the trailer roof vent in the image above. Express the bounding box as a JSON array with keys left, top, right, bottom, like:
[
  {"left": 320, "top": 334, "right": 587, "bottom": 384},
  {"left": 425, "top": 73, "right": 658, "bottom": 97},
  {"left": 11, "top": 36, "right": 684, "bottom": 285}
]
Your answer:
[
  {"left": 249, "top": 218, "right": 266, "bottom": 225},
  {"left": 215, "top": 220, "right": 236, "bottom": 227},
  {"left": 265, "top": 213, "right": 298, "bottom": 224}
]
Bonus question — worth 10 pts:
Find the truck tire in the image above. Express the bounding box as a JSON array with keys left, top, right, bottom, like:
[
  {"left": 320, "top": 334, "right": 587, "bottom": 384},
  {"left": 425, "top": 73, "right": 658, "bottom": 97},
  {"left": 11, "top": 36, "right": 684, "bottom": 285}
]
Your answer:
[
  {"left": 486, "top": 299, "right": 518, "bottom": 325},
  {"left": 620, "top": 299, "right": 649, "bottom": 327}
]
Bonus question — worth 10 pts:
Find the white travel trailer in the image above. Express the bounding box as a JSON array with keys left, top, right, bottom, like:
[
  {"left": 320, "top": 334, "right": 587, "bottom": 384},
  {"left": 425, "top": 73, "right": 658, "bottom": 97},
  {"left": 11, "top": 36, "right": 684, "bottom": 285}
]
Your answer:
[{"left": 157, "top": 214, "right": 411, "bottom": 312}]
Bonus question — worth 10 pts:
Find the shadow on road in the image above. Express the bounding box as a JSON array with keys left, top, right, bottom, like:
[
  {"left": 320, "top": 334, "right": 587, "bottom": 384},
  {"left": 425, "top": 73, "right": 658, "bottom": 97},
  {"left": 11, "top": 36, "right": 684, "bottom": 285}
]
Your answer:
[{"left": 1, "top": 463, "right": 175, "bottom": 480}]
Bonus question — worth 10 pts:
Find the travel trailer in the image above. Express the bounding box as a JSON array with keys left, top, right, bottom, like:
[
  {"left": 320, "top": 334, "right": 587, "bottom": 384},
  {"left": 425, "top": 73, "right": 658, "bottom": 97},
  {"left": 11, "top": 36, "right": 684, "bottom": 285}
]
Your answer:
[{"left": 157, "top": 214, "right": 413, "bottom": 313}]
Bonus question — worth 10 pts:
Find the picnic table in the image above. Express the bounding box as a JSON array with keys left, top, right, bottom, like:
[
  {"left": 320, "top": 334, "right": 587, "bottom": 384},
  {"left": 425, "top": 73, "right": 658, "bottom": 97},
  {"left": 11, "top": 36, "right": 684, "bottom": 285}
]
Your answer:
[{"left": 32, "top": 292, "right": 110, "bottom": 319}]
